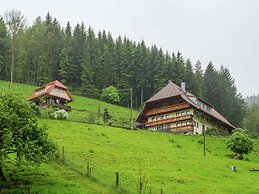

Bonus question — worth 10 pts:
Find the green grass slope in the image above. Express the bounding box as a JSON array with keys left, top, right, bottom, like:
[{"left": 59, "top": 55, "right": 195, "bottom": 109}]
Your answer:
[
  {"left": 0, "top": 80, "right": 138, "bottom": 127},
  {"left": 29, "top": 119, "right": 259, "bottom": 193},
  {"left": 1, "top": 80, "right": 259, "bottom": 193}
]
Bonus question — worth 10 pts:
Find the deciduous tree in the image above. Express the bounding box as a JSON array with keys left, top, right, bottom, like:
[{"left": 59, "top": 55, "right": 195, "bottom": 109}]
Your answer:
[{"left": 0, "top": 92, "right": 56, "bottom": 180}]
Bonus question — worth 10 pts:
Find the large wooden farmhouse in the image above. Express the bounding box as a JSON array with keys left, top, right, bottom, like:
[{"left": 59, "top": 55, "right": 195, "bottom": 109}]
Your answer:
[
  {"left": 136, "top": 81, "right": 235, "bottom": 134},
  {"left": 28, "top": 80, "right": 73, "bottom": 110}
]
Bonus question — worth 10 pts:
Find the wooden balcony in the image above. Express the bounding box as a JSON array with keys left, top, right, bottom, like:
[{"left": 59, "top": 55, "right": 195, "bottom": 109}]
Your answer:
[
  {"left": 171, "top": 124, "right": 194, "bottom": 133},
  {"left": 145, "top": 102, "right": 190, "bottom": 116},
  {"left": 145, "top": 114, "right": 193, "bottom": 127}
]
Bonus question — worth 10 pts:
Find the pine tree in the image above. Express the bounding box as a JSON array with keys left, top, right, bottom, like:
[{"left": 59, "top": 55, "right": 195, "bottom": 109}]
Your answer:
[
  {"left": 0, "top": 17, "right": 10, "bottom": 80},
  {"left": 193, "top": 60, "right": 204, "bottom": 98},
  {"left": 184, "top": 59, "right": 195, "bottom": 92}
]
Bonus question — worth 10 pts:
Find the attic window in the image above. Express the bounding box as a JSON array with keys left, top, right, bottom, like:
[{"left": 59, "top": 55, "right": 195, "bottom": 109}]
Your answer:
[{"left": 57, "top": 88, "right": 64, "bottom": 94}]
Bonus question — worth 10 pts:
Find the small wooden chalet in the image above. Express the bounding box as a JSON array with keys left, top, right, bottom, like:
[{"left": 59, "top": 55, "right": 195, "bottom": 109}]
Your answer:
[
  {"left": 28, "top": 80, "right": 73, "bottom": 111},
  {"left": 136, "top": 80, "right": 235, "bottom": 135}
]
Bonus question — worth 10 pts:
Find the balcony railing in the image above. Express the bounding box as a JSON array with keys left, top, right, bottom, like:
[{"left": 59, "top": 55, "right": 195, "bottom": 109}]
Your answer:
[
  {"left": 171, "top": 124, "right": 194, "bottom": 133},
  {"left": 145, "top": 102, "right": 190, "bottom": 116},
  {"left": 145, "top": 114, "right": 193, "bottom": 127}
]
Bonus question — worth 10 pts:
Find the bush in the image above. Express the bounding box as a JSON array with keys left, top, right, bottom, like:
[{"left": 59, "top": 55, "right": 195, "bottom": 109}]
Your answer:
[
  {"left": 86, "top": 113, "right": 96, "bottom": 124},
  {"left": 29, "top": 103, "right": 41, "bottom": 116},
  {"left": 101, "top": 86, "right": 120, "bottom": 104},
  {"left": 226, "top": 130, "right": 254, "bottom": 159},
  {"left": 47, "top": 107, "right": 59, "bottom": 118},
  {"left": 48, "top": 108, "right": 68, "bottom": 120},
  {"left": 206, "top": 128, "right": 220, "bottom": 136}
]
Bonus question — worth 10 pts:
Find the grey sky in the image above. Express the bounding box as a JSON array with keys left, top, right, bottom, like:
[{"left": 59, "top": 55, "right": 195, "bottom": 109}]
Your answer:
[{"left": 1, "top": 0, "right": 258, "bottom": 96}]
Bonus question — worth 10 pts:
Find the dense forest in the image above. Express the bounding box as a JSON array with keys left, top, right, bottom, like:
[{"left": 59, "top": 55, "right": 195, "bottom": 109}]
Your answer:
[{"left": 0, "top": 10, "right": 247, "bottom": 127}]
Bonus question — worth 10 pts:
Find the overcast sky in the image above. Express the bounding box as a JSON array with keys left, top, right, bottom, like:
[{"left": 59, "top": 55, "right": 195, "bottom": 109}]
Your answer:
[{"left": 1, "top": 0, "right": 258, "bottom": 97}]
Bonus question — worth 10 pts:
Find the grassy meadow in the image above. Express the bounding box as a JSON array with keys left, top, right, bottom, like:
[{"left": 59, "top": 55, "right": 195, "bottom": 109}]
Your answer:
[{"left": 1, "top": 80, "right": 259, "bottom": 193}]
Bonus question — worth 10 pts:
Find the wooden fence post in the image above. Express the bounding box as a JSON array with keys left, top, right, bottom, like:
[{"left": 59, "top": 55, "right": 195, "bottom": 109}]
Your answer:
[
  {"left": 87, "top": 161, "right": 91, "bottom": 177},
  {"left": 61, "top": 146, "right": 65, "bottom": 164},
  {"left": 116, "top": 172, "right": 119, "bottom": 187},
  {"left": 160, "top": 188, "right": 163, "bottom": 194},
  {"left": 149, "top": 188, "right": 152, "bottom": 194}
]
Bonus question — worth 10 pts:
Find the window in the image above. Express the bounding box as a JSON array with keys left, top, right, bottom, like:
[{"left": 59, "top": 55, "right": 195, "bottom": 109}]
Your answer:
[
  {"left": 197, "top": 122, "right": 199, "bottom": 128},
  {"left": 181, "top": 122, "right": 186, "bottom": 126},
  {"left": 151, "top": 117, "right": 155, "bottom": 121},
  {"left": 176, "top": 122, "right": 181, "bottom": 127},
  {"left": 186, "top": 120, "right": 192, "bottom": 125},
  {"left": 165, "top": 115, "right": 169, "bottom": 119},
  {"left": 176, "top": 112, "right": 180, "bottom": 117},
  {"left": 181, "top": 111, "right": 185, "bottom": 116},
  {"left": 57, "top": 88, "right": 64, "bottom": 94},
  {"left": 186, "top": 110, "right": 190, "bottom": 115},
  {"left": 157, "top": 125, "right": 163, "bottom": 130}
]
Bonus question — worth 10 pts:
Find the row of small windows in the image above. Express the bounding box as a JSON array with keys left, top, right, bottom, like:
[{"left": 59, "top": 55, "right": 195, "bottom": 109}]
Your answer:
[
  {"left": 176, "top": 110, "right": 191, "bottom": 117},
  {"left": 151, "top": 114, "right": 170, "bottom": 121},
  {"left": 151, "top": 110, "right": 192, "bottom": 122},
  {"left": 176, "top": 120, "right": 192, "bottom": 127},
  {"left": 157, "top": 124, "right": 171, "bottom": 131},
  {"left": 189, "top": 97, "right": 211, "bottom": 112}
]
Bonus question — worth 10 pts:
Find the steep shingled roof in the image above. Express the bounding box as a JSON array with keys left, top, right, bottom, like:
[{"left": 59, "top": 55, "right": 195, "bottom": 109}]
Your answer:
[
  {"left": 28, "top": 80, "right": 72, "bottom": 101},
  {"left": 146, "top": 80, "right": 182, "bottom": 102},
  {"left": 137, "top": 80, "right": 235, "bottom": 129}
]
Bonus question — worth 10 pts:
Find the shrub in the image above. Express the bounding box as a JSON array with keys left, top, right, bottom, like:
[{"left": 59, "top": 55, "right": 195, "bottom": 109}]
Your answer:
[
  {"left": 226, "top": 130, "right": 254, "bottom": 159},
  {"left": 86, "top": 113, "right": 96, "bottom": 124},
  {"left": 47, "top": 107, "right": 59, "bottom": 118},
  {"left": 29, "top": 103, "right": 41, "bottom": 116},
  {"left": 101, "top": 86, "right": 120, "bottom": 104},
  {"left": 48, "top": 109, "right": 68, "bottom": 120},
  {"left": 206, "top": 128, "right": 220, "bottom": 136}
]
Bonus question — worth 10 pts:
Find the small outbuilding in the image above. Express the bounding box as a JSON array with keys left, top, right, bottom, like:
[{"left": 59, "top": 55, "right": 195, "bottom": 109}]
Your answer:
[{"left": 28, "top": 80, "right": 73, "bottom": 111}]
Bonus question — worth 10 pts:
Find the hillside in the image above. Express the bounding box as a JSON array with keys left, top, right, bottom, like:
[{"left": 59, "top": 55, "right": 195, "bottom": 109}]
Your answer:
[
  {"left": 2, "top": 119, "right": 259, "bottom": 193},
  {"left": 0, "top": 80, "right": 138, "bottom": 128},
  {"left": 1, "top": 80, "right": 259, "bottom": 193}
]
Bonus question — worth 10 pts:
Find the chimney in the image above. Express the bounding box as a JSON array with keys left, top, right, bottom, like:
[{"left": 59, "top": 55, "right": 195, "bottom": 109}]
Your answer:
[{"left": 181, "top": 82, "right": 186, "bottom": 92}]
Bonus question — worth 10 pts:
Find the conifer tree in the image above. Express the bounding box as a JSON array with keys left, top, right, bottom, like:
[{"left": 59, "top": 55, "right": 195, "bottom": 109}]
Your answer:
[
  {"left": 193, "top": 60, "right": 204, "bottom": 98},
  {"left": 0, "top": 17, "right": 10, "bottom": 80}
]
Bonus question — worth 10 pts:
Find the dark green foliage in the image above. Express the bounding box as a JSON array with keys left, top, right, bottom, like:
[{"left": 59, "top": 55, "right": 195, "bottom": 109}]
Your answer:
[
  {"left": 0, "top": 91, "right": 57, "bottom": 180},
  {"left": 226, "top": 130, "right": 254, "bottom": 159},
  {"left": 0, "top": 17, "right": 10, "bottom": 80},
  {"left": 103, "top": 108, "right": 111, "bottom": 125},
  {"left": 243, "top": 103, "right": 259, "bottom": 137},
  {"left": 29, "top": 102, "right": 41, "bottom": 116}
]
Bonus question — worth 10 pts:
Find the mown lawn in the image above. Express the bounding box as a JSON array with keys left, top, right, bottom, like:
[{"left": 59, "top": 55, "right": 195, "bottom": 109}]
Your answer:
[{"left": 1, "top": 119, "right": 259, "bottom": 193}]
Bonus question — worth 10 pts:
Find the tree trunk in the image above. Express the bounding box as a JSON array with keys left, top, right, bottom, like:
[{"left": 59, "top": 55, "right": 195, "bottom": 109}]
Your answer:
[
  {"left": 10, "top": 37, "right": 15, "bottom": 83},
  {"left": 0, "top": 167, "right": 5, "bottom": 181}
]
